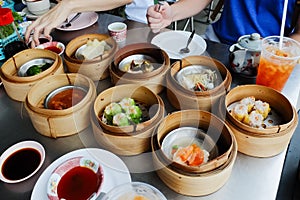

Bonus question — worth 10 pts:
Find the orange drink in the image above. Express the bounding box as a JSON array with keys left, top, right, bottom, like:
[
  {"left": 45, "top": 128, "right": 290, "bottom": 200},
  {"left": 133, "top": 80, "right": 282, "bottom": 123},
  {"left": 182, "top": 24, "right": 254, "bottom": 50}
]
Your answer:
[{"left": 256, "top": 36, "right": 300, "bottom": 91}]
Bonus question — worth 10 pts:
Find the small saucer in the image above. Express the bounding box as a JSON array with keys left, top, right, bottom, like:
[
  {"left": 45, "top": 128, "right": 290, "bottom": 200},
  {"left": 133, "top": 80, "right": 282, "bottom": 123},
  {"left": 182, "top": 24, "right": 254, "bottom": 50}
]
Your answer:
[{"left": 22, "top": 3, "right": 56, "bottom": 20}]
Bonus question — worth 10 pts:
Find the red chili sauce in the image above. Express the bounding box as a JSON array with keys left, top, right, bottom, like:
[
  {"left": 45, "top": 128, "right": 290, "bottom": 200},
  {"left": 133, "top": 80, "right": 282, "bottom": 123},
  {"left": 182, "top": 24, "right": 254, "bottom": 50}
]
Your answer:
[
  {"left": 45, "top": 46, "right": 62, "bottom": 54},
  {"left": 47, "top": 88, "right": 87, "bottom": 110},
  {"left": 57, "top": 166, "right": 102, "bottom": 200}
]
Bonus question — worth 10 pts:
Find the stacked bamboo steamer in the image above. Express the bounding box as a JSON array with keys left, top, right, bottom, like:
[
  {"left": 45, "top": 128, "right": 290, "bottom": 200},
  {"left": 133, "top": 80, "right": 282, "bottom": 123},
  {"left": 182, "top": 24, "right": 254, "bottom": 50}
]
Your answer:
[
  {"left": 223, "top": 84, "right": 298, "bottom": 157},
  {"left": 25, "top": 73, "right": 96, "bottom": 138},
  {"left": 151, "top": 110, "right": 237, "bottom": 196},
  {"left": 166, "top": 56, "right": 232, "bottom": 112},
  {"left": 91, "top": 84, "right": 165, "bottom": 156},
  {"left": 64, "top": 33, "right": 117, "bottom": 81},
  {"left": 0, "top": 49, "right": 64, "bottom": 101},
  {"left": 109, "top": 43, "right": 170, "bottom": 94}
]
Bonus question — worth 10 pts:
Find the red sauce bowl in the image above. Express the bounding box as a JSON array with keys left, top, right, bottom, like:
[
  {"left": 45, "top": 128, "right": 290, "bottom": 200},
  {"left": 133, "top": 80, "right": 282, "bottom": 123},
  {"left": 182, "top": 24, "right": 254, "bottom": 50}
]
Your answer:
[
  {"left": 44, "top": 85, "right": 87, "bottom": 110},
  {"left": 47, "top": 156, "right": 104, "bottom": 200},
  {"left": 36, "top": 41, "right": 65, "bottom": 56}
]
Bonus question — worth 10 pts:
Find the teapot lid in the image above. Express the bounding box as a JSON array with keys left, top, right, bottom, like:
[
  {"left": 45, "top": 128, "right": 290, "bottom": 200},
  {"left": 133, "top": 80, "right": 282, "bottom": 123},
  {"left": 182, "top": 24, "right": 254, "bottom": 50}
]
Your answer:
[{"left": 237, "top": 33, "right": 262, "bottom": 51}]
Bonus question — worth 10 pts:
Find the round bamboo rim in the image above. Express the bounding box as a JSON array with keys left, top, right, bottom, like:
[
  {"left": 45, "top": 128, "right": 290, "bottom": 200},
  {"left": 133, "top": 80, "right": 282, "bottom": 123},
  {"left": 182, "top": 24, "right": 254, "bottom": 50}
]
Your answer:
[
  {"left": 151, "top": 128, "right": 238, "bottom": 196},
  {"left": 153, "top": 110, "right": 234, "bottom": 173},
  {"left": 0, "top": 54, "right": 64, "bottom": 102},
  {"left": 226, "top": 106, "right": 298, "bottom": 157},
  {"left": 92, "top": 96, "right": 165, "bottom": 156},
  {"left": 24, "top": 88, "right": 96, "bottom": 138},
  {"left": 64, "top": 33, "right": 117, "bottom": 81},
  {"left": 169, "top": 56, "right": 231, "bottom": 96},
  {"left": 110, "top": 43, "right": 167, "bottom": 79},
  {"left": 64, "top": 33, "right": 117, "bottom": 64},
  {"left": 166, "top": 56, "right": 231, "bottom": 110},
  {"left": 26, "top": 73, "right": 96, "bottom": 116},
  {"left": 109, "top": 50, "right": 170, "bottom": 94},
  {"left": 0, "top": 49, "right": 59, "bottom": 83},
  {"left": 93, "top": 84, "right": 162, "bottom": 134},
  {"left": 225, "top": 84, "right": 295, "bottom": 134}
]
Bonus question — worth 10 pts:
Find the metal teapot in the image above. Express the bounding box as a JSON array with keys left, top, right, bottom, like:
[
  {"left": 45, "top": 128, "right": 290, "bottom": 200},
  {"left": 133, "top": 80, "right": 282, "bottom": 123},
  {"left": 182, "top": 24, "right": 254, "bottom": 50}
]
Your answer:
[{"left": 229, "top": 33, "right": 262, "bottom": 76}]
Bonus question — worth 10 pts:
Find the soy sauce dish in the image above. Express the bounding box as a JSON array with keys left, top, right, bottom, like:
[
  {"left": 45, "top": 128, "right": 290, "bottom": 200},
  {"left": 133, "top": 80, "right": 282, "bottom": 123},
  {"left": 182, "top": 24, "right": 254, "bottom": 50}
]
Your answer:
[{"left": 0, "top": 141, "right": 45, "bottom": 183}]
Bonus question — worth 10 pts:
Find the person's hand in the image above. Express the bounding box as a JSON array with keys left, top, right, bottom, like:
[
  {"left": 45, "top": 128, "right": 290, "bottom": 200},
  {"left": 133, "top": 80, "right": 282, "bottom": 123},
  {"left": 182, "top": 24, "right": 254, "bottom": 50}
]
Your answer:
[
  {"left": 24, "top": 2, "right": 71, "bottom": 47},
  {"left": 147, "top": 2, "right": 173, "bottom": 33}
]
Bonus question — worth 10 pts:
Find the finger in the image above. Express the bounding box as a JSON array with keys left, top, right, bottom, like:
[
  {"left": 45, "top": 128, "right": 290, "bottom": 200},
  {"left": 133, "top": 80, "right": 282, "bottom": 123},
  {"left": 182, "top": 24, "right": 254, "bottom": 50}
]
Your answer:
[{"left": 151, "top": 28, "right": 161, "bottom": 34}]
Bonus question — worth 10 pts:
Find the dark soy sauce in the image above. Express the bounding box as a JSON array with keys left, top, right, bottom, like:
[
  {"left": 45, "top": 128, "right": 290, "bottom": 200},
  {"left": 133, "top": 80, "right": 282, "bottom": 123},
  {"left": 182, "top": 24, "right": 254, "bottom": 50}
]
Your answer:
[
  {"left": 1, "top": 148, "right": 41, "bottom": 181},
  {"left": 57, "top": 166, "right": 101, "bottom": 200}
]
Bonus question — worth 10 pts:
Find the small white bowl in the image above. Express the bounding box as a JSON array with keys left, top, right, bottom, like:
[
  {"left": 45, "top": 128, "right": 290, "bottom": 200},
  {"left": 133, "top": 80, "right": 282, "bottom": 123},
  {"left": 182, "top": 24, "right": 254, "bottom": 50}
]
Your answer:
[
  {"left": 0, "top": 140, "right": 45, "bottom": 183},
  {"left": 36, "top": 41, "right": 65, "bottom": 56}
]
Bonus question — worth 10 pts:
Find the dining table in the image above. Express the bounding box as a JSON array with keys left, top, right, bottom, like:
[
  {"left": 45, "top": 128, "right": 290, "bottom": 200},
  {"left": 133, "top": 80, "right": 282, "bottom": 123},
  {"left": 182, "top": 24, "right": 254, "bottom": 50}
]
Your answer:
[{"left": 0, "top": 12, "right": 300, "bottom": 200}]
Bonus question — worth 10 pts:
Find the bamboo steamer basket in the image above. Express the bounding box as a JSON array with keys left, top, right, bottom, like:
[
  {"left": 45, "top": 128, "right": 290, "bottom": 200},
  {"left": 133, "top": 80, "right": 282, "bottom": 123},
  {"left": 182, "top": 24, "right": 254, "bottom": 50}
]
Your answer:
[
  {"left": 154, "top": 110, "right": 234, "bottom": 173},
  {"left": 224, "top": 84, "right": 298, "bottom": 157},
  {"left": 166, "top": 56, "right": 231, "bottom": 111},
  {"left": 0, "top": 49, "right": 64, "bottom": 101},
  {"left": 24, "top": 73, "right": 96, "bottom": 138},
  {"left": 109, "top": 43, "right": 170, "bottom": 94},
  {"left": 64, "top": 34, "right": 117, "bottom": 81},
  {"left": 91, "top": 96, "right": 165, "bottom": 156},
  {"left": 93, "top": 84, "right": 163, "bottom": 134},
  {"left": 151, "top": 111, "right": 237, "bottom": 196}
]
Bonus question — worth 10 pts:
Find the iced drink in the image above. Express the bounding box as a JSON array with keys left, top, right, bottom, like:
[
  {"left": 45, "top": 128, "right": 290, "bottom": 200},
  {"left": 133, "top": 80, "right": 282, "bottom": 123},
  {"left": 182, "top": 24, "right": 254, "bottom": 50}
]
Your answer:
[{"left": 256, "top": 36, "right": 300, "bottom": 91}]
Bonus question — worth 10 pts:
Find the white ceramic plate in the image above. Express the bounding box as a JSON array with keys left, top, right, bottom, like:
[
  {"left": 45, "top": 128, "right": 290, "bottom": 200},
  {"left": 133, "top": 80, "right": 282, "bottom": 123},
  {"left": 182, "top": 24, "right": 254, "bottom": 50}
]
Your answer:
[
  {"left": 31, "top": 148, "right": 131, "bottom": 200},
  {"left": 56, "top": 12, "right": 98, "bottom": 31},
  {"left": 22, "top": 3, "right": 56, "bottom": 20},
  {"left": 151, "top": 30, "right": 207, "bottom": 60}
]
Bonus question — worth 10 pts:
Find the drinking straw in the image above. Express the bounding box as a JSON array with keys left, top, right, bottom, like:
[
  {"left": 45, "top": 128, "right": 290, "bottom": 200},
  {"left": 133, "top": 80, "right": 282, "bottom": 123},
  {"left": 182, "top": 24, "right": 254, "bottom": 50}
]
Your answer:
[{"left": 279, "top": 0, "right": 289, "bottom": 49}]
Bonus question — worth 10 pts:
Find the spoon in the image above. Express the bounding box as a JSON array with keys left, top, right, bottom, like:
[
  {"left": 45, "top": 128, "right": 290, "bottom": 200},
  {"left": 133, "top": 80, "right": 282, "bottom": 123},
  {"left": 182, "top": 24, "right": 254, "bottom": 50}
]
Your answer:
[
  {"left": 179, "top": 29, "right": 195, "bottom": 54},
  {"left": 60, "top": 12, "right": 81, "bottom": 28}
]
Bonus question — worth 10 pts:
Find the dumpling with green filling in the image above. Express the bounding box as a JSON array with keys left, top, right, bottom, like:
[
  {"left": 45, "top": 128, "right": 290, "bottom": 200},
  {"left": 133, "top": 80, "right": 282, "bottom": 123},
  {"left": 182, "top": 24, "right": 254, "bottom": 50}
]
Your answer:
[
  {"left": 103, "top": 102, "right": 122, "bottom": 124},
  {"left": 119, "top": 97, "right": 135, "bottom": 111},
  {"left": 126, "top": 105, "right": 142, "bottom": 124},
  {"left": 113, "top": 113, "right": 130, "bottom": 126}
]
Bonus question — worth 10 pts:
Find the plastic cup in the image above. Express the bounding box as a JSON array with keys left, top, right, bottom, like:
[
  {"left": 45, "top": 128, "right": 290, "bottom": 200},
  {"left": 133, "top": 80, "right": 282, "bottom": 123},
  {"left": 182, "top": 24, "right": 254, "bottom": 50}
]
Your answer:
[
  {"left": 108, "top": 22, "right": 127, "bottom": 43},
  {"left": 256, "top": 36, "right": 300, "bottom": 91}
]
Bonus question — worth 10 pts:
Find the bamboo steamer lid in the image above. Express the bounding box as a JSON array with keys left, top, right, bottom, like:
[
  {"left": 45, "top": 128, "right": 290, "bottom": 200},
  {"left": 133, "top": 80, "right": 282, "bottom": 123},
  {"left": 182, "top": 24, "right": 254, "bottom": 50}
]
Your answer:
[
  {"left": 64, "top": 33, "right": 117, "bottom": 81},
  {"left": 91, "top": 96, "right": 165, "bottom": 156},
  {"left": 224, "top": 84, "right": 297, "bottom": 157},
  {"left": 24, "top": 73, "right": 96, "bottom": 138},
  {"left": 109, "top": 43, "right": 170, "bottom": 94},
  {"left": 93, "top": 84, "right": 163, "bottom": 134},
  {"left": 166, "top": 56, "right": 231, "bottom": 111},
  {"left": 0, "top": 49, "right": 64, "bottom": 101}
]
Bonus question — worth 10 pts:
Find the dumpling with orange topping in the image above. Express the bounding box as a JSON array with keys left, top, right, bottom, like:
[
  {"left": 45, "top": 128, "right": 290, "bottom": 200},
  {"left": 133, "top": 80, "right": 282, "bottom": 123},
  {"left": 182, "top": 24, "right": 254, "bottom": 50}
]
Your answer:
[
  {"left": 254, "top": 100, "right": 271, "bottom": 119},
  {"left": 231, "top": 103, "right": 249, "bottom": 122}
]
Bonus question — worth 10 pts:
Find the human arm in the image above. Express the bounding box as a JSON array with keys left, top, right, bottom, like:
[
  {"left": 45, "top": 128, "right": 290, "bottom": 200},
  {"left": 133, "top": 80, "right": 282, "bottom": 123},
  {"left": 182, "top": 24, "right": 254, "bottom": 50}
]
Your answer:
[
  {"left": 290, "top": 13, "right": 300, "bottom": 42},
  {"left": 25, "top": 0, "right": 132, "bottom": 47},
  {"left": 147, "top": 0, "right": 212, "bottom": 33}
]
